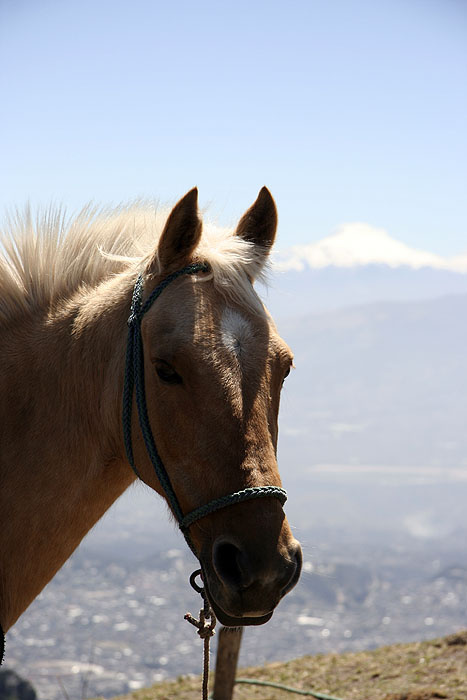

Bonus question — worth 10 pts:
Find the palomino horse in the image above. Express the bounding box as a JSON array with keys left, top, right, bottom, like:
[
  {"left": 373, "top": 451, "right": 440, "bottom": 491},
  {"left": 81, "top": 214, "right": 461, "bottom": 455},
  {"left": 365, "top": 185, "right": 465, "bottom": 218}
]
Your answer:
[{"left": 0, "top": 188, "right": 302, "bottom": 657}]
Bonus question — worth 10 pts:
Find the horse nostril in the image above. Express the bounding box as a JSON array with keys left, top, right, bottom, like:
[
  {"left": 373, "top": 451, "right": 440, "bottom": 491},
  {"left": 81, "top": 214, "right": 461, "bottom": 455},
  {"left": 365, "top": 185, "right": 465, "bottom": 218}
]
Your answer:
[
  {"left": 213, "top": 540, "right": 253, "bottom": 590},
  {"left": 282, "top": 543, "right": 302, "bottom": 596}
]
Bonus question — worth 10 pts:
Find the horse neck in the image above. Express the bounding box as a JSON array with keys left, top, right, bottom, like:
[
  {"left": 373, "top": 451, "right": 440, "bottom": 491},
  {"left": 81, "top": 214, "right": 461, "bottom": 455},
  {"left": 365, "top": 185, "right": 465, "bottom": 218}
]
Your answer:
[{"left": 0, "top": 273, "right": 136, "bottom": 630}]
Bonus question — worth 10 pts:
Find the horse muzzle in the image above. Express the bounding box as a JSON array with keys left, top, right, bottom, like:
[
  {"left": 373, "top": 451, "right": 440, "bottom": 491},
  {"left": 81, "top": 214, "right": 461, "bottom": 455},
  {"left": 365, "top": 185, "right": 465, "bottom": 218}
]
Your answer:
[{"left": 200, "top": 536, "right": 302, "bottom": 627}]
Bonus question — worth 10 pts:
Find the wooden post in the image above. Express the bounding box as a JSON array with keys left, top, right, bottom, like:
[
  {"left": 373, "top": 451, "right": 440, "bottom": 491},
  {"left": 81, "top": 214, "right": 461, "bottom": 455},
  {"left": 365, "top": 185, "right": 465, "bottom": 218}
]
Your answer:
[{"left": 212, "top": 626, "right": 244, "bottom": 700}]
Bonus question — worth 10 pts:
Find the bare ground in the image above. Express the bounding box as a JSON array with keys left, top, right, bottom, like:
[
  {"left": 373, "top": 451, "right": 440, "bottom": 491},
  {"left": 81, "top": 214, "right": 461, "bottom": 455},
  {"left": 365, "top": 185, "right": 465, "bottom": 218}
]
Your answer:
[{"left": 95, "top": 630, "right": 467, "bottom": 700}]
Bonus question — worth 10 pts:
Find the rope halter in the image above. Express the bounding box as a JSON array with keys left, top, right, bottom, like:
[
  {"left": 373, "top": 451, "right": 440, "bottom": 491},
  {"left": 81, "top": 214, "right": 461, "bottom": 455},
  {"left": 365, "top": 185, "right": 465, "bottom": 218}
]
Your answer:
[{"left": 122, "top": 262, "right": 287, "bottom": 557}]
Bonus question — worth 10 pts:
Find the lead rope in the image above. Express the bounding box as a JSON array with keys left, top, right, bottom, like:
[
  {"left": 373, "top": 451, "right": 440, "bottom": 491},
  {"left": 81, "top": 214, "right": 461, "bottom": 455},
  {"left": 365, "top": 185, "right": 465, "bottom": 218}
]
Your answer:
[{"left": 184, "top": 570, "right": 217, "bottom": 700}]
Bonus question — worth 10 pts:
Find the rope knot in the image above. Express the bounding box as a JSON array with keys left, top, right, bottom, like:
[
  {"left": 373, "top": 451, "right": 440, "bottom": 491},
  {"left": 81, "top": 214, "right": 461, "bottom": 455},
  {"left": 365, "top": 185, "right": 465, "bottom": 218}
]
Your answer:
[
  {"left": 185, "top": 573, "right": 216, "bottom": 639},
  {"left": 184, "top": 605, "right": 216, "bottom": 640}
]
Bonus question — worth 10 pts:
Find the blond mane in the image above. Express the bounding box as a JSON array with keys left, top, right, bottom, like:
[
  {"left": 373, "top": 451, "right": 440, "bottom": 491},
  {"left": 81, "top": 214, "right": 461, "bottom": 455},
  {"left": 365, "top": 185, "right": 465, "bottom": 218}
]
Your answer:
[{"left": 0, "top": 202, "right": 268, "bottom": 323}]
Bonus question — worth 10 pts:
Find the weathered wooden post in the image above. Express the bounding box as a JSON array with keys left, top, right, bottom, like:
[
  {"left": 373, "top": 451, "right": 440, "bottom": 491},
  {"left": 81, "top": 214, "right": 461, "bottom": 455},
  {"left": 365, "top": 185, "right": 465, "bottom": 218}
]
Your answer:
[{"left": 212, "top": 626, "right": 244, "bottom": 700}]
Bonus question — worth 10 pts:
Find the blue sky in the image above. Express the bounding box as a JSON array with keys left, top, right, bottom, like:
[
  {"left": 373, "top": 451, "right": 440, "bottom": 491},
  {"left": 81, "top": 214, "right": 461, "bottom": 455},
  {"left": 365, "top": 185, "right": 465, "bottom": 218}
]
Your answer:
[{"left": 1, "top": 0, "right": 465, "bottom": 254}]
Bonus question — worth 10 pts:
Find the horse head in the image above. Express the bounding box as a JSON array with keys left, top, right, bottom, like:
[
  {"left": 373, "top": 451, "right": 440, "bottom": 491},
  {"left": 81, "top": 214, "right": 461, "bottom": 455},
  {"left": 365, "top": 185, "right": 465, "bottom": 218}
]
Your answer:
[{"left": 127, "top": 188, "right": 302, "bottom": 626}]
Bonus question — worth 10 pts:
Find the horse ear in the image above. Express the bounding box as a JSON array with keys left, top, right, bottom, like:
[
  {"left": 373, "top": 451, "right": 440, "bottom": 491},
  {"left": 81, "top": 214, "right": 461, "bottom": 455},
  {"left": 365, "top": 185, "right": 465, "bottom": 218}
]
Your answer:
[
  {"left": 236, "top": 187, "right": 277, "bottom": 252},
  {"left": 149, "top": 188, "right": 202, "bottom": 273}
]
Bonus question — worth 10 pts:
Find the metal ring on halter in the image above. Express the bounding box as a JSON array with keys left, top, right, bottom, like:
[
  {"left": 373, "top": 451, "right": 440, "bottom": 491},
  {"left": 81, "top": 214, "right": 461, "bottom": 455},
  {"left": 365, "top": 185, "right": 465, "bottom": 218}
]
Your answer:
[{"left": 189, "top": 569, "right": 205, "bottom": 595}]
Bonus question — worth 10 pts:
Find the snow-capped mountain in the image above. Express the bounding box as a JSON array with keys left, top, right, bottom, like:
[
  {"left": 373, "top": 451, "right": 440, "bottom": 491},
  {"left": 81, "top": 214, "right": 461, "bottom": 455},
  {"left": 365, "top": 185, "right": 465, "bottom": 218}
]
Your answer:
[
  {"left": 273, "top": 223, "right": 467, "bottom": 273},
  {"left": 262, "top": 224, "right": 467, "bottom": 318}
]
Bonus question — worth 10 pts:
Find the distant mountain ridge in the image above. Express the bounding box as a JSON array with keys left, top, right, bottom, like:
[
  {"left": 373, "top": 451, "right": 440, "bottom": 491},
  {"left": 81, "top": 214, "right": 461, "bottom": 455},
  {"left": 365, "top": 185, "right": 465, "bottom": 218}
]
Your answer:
[
  {"left": 278, "top": 292, "right": 467, "bottom": 472},
  {"left": 262, "top": 264, "right": 467, "bottom": 318}
]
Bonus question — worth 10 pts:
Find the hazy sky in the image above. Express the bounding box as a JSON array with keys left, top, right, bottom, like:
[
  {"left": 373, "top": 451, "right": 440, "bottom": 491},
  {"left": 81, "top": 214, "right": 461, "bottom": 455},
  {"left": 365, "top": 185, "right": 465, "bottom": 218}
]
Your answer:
[{"left": 1, "top": 0, "right": 465, "bottom": 254}]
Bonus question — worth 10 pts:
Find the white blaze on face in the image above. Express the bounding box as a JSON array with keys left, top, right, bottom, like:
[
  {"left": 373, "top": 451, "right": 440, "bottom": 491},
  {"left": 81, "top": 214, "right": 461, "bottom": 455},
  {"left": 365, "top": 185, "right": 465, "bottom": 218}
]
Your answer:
[{"left": 220, "top": 307, "right": 252, "bottom": 358}]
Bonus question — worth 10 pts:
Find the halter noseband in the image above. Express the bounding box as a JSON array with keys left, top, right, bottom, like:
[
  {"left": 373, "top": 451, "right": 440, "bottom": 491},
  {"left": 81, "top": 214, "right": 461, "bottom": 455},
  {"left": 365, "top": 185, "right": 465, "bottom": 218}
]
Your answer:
[{"left": 122, "top": 262, "right": 287, "bottom": 556}]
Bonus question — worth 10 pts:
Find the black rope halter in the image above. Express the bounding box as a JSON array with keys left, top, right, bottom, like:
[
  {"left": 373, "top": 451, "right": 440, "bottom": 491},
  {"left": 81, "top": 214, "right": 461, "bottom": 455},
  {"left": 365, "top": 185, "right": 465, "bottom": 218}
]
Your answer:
[{"left": 122, "top": 262, "right": 287, "bottom": 556}]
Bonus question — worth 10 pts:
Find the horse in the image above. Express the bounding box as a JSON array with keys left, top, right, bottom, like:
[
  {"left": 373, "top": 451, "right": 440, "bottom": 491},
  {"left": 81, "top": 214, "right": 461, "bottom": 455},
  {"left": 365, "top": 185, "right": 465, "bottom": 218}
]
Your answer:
[{"left": 0, "top": 187, "right": 302, "bottom": 654}]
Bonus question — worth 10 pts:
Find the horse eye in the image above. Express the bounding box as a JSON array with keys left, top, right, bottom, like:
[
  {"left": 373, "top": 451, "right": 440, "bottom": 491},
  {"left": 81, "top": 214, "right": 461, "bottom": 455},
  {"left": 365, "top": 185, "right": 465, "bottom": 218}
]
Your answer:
[
  {"left": 282, "top": 366, "right": 291, "bottom": 385},
  {"left": 155, "top": 360, "right": 182, "bottom": 385}
]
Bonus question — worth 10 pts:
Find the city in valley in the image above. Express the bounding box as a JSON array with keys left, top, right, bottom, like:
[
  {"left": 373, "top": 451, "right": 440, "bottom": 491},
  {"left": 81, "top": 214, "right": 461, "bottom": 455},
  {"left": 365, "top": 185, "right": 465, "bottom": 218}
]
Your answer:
[{"left": 5, "top": 467, "right": 467, "bottom": 700}]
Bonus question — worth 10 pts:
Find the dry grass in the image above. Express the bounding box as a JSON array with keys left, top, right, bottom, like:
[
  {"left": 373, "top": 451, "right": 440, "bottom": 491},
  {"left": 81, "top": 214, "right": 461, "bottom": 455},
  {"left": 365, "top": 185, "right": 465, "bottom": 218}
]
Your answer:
[{"left": 93, "top": 630, "right": 467, "bottom": 700}]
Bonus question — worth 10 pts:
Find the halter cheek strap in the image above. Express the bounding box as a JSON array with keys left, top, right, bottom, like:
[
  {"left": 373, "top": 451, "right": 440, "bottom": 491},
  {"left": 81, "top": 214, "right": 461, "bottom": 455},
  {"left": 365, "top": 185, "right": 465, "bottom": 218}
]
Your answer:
[{"left": 122, "top": 263, "right": 287, "bottom": 556}]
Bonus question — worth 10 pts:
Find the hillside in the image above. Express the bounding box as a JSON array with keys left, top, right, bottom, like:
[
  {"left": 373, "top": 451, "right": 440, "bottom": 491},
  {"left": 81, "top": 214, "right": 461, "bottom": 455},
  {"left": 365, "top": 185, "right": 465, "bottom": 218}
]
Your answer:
[
  {"left": 278, "top": 293, "right": 467, "bottom": 471},
  {"left": 98, "top": 630, "right": 467, "bottom": 700}
]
